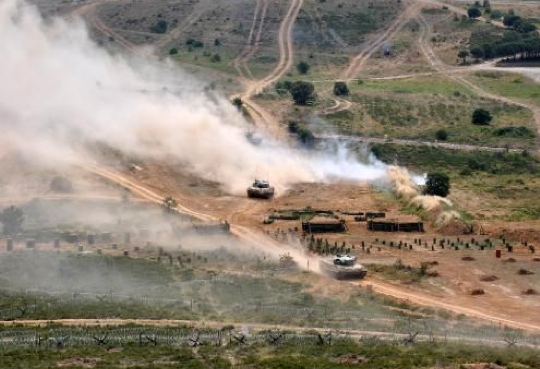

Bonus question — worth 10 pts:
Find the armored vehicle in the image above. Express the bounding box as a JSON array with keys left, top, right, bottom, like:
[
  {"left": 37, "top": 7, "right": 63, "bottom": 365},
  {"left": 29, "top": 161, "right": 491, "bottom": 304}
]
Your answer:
[
  {"left": 319, "top": 254, "right": 367, "bottom": 280},
  {"left": 247, "top": 179, "right": 275, "bottom": 199}
]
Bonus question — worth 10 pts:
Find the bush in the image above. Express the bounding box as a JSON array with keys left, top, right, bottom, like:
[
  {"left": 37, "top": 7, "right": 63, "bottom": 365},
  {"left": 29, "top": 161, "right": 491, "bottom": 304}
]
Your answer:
[
  {"left": 275, "top": 80, "right": 292, "bottom": 94},
  {"left": 424, "top": 172, "right": 450, "bottom": 197},
  {"left": 296, "top": 61, "right": 310, "bottom": 75},
  {"left": 186, "top": 39, "right": 204, "bottom": 48},
  {"left": 333, "top": 81, "right": 350, "bottom": 96},
  {"left": 152, "top": 20, "right": 168, "bottom": 34},
  {"left": 435, "top": 129, "right": 448, "bottom": 141},
  {"left": 210, "top": 54, "right": 221, "bottom": 63},
  {"left": 494, "top": 126, "right": 534, "bottom": 138},
  {"left": 490, "top": 10, "right": 502, "bottom": 19},
  {"left": 472, "top": 108, "right": 492, "bottom": 125},
  {"left": 169, "top": 48, "right": 178, "bottom": 55},
  {"left": 468, "top": 7, "right": 482, "bottom": 19},
  {"left": 290, "top": 81, "right": 315, "bottom": 105}
]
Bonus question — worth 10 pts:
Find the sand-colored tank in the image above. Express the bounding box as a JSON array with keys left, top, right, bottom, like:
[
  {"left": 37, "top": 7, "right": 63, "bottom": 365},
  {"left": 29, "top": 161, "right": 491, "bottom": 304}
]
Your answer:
[
  {"left": 247, "top": 179, "right": 275, "bottom": 199},
  {"left": 319, "top": 254, "right": 367, "bottom": 280}
]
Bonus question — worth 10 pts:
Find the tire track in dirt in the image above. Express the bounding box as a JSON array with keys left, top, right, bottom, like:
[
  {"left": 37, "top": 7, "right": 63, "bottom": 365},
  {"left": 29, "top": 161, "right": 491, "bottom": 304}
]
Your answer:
[
  {"left": 233, "top": 0, "right": 268, "bottom": 79},
  {"left": 237, "top": 0, "right": 304, "bottom": 138},
  {"left": 153, "top": 0, "right": 215, "bottom": 53},
  {"left": 417, "top": 13, "right": 540, "bottom": 136},
  {"left": 341, "top": 2, "right": 421, "bottom": 80},
  {"left": 80, "top": 163, "right": 540, "bottom": 333}
]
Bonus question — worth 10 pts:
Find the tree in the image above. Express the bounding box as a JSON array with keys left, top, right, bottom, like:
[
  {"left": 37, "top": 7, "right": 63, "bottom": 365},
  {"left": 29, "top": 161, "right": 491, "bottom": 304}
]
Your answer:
[
  {"left": 0, "top": 206, "right": 24, "bottom": 236},
  {"left": 503, "top": 14, "right": 521, "bottom": 28},
  {"left": 470, "top": 46, "right": 485, "bottom": 60},
  {"left": 467, "top": 7, "right": 482, "bottom": 19},
  {"left": 516, "top": 22, "right": 537, "bottom": 33},
  {"left": 296, "top": 61, "right": 310, "bottom": 75},
  {"left": 290, "top": 81, "right": 315, "bottom": 105},
  {"left": 214, "top": 38, "right": 221, "bottom": 46},
  {"left": 210, "top": 54, "right": 221, "bottom": 63},
  {"left": 457, "top": 49, "right": 470, "bottom": 63},
  {"left": 482, "top": 0, "right": 490, "bottom": 8},
  {"left": 231, "top": 97, "right": 243, "bottom": 111},
  {"left": 490, "top": 10, "right": 502, "bottom": 19},
  {"left": 152, "top": 20, "right": 168, "bottom": 34},
  {"left": 435, "top": 129, "right": 448, "bottom": 141},
  {"left": 275, "top": 80, "right": 292, "bottom": 94},
  {"left": 162, "top": 197, "right": 178, "bottom": 213},
  {"left": 169, "top": 47, "right": 178, "bottom": 55},
  {"left": 472, "top": 108, "right": 492, "bottom": 125},
  {"left": 333, "top": 81, "right": 349, "bottom": 96},
  {"left": 424, "top": 173, "right": 450, "bottom": 197}
]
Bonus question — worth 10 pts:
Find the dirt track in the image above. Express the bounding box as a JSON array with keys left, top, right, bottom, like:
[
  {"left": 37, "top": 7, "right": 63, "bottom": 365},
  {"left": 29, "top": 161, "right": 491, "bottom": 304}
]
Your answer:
[{"left": 48, "top": 0, "right": 540, "bottom": 333}]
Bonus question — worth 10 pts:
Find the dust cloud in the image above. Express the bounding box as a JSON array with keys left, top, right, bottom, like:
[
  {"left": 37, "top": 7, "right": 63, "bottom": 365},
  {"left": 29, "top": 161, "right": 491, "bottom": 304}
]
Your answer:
[{"left": 0, "top": 0, "right": 387, "bottom": 195}]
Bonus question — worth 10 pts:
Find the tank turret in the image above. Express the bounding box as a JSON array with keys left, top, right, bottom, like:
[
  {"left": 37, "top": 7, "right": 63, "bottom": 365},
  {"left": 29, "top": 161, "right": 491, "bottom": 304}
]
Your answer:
[
  {"left": 319, "top": 254, "right": 367, "bottom": 280},
  {"left": 247, "top": 179, "right": 275, "bottom": 199}
]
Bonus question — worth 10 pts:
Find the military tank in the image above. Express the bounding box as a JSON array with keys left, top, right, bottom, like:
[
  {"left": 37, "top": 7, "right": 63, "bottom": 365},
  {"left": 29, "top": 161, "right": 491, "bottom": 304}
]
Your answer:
[
  {"left": 319, "top": 254, "right": 367, "bottom": 280},
  {"left": 247, "top": 179, "right": 275, "bottom": 199}
]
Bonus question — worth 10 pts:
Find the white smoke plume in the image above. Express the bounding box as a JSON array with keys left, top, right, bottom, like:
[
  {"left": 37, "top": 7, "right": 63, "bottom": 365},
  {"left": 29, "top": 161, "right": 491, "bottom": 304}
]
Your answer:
[
  {"left": 0, "top": 0, "right": 388, "bottom": 195},
  {"left": 388, "top": 165, "right": 458, "bottom": 224}
]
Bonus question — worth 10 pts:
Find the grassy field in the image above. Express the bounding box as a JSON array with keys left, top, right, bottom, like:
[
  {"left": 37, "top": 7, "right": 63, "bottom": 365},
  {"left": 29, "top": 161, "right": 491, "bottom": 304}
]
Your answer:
[
  {"left": 1, "top": 335, "right": 539, "bottom": 369},
  {"left": 349, "top": 75, "right": 474, "bottom": 96},
  {"left": 369, "top": 143, "right": 540, "bottom": 220},
  {"left": 470, "top": 71, "right": 540, "bottom": 107}
]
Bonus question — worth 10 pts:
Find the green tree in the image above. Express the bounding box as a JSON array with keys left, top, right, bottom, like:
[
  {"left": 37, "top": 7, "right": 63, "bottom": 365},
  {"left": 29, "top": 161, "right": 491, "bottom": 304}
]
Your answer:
[
  {"left": 162, "top": 196, "right": 178, "bottom": 213},
  {"left": 231, "top": 97, "right": 243, "bottom": 111},
  {"left": 490, "top": 10, "right": 502, "bottom": 19},
  {"left": 458, "top": 49, "right": 470, "bottom": 63},
  {"left": 472, "top": 108, "right": 492, "bottom": 125},
  {"left": 296, "top": 61, "right": 310, "bottom": 75},
  {"left": 152, "top": 20, "right": 168, "bottom": 34},
  {"left": 503, "top": 14, "right": 521, "bottom": 27},
  {"left": 470, "top": 46, "right": 485, "bottom": 60},
  {"left": 169, "top": 47, "right": 178, "bottom": 55},
  {"left": 214, "top": 38, "right": 221, "bottom": 46},
  {"left": 424, "top": 173, "right": 450, "bottom": 197},
  {"left": 435, "top": 129, "right": 448, "bottom": 141},
  {"left": 210, "top": 54, "right": 221, "bottom": 63},
  {"left": 333, "top": 81, "right": 350, "bottom": 96},
  {"left": 290, "top": 81, "right": 315, "bottom": 105},
  {"left": 467, "top": 7, "right": 482, "bottom": 19},
  {"left": 0, "top": 206, "right": 24, "bottom": 236},
  {"left": 275, "top": 80, "right": 292, "bottom": 94}
]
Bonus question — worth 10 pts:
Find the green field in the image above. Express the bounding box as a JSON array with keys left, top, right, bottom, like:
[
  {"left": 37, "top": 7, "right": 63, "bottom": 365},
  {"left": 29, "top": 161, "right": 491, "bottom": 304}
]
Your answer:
[
  {"left": 369, "top": 143, "right": 540, "bottom": 220},
  {"left": 470, "top": 71, "right": 540, "bottom": 107}
]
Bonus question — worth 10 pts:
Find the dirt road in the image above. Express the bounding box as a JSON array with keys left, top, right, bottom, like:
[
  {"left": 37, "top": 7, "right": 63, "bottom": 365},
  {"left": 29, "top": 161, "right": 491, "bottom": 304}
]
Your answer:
[
  {"left": 315, "top": 133, "right": 531, "bottom": 153},
  {"left": 237, "top": 0, "right": 304, "bottom": 138},
  {"left": 233, "top": 0, "right": 268, "bottom": 79},
  {"left": 417, "top": 13, "right": 540, "bottom": 135},
  {"left": 342, "top": 2, "right": 422, "bottom": 80}
]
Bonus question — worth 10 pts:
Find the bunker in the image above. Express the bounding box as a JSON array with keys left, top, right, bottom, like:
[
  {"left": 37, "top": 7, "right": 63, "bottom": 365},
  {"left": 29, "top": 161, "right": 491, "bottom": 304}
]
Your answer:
[{"left": 302, "top": 217, "right": 347, "bottom": 233}]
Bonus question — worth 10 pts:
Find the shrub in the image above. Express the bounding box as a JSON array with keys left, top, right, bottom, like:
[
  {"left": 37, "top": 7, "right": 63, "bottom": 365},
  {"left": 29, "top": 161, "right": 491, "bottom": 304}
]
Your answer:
[
  {"left": 169, "top": 47, "right": 178, "bottom": 55},
  {"left": 333, "top": 81, "right": 350, "bottom": 96},
  {"left": 472, "top": 108, "right": 492, "bottom": 125},
  {"left": 296, "top": 61, "right": 310, "bottom": 75},
  {"left": 152, "top": 20, "right": 168, "bottom": 34},
  {"left": 290, "top": 81, "right": 315, "bottom": 105},
  {"left": 468, "top": 7, "right": 482, "bottom": 19},
  {"left": 210, "top": 54, "right": 221, "bottom": 63},
  {"left": 424, "top": 172, "right": 450, "bottom": 197},
  {"left": 435, "top": 129, "right": 448, "bottom": 141}
]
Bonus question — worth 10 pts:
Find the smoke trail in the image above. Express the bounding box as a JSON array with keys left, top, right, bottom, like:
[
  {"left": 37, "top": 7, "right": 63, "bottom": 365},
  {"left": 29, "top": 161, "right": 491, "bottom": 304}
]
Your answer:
[
  {"left": 0, "top": 0, "right": 388, "bottom": 195},
  {"left": 388, "top": 165, "right": 458, "bottom": 224}
]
